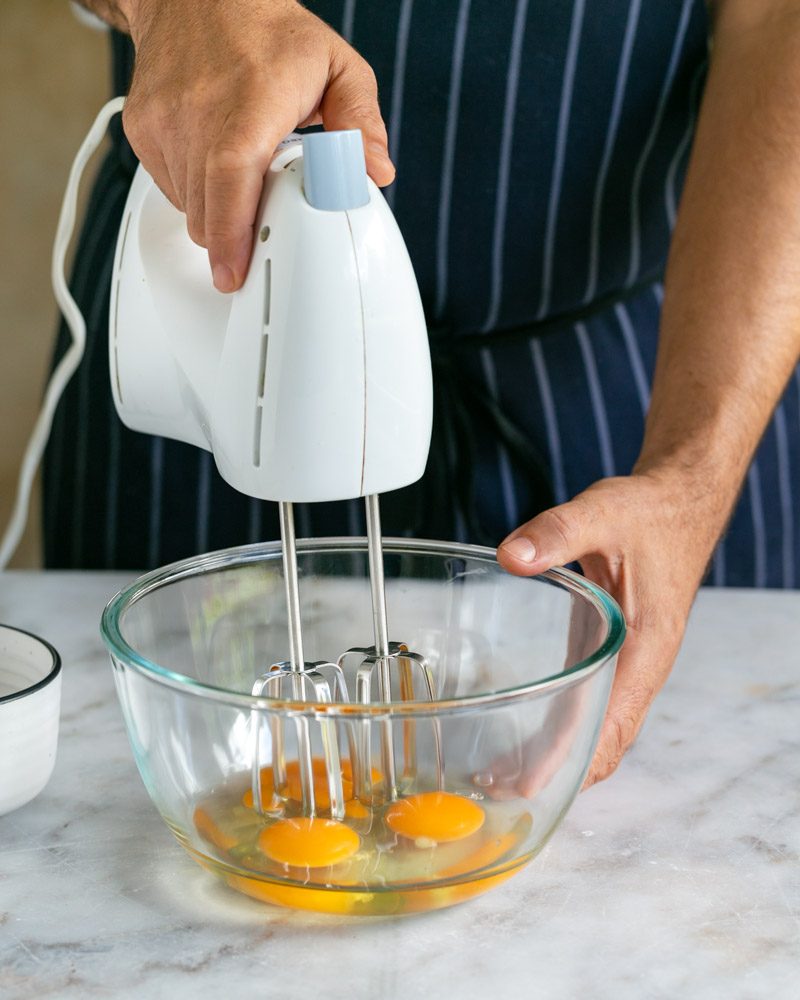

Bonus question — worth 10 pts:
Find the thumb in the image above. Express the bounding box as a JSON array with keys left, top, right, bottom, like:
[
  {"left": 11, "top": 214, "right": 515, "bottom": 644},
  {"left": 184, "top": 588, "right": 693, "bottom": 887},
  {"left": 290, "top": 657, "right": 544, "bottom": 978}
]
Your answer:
[
  {"left": 321, "top": 64, "right": 395, "bottom": 187},
  {"left": 497, "top": 499, "right": 601, "bottom": 576}
]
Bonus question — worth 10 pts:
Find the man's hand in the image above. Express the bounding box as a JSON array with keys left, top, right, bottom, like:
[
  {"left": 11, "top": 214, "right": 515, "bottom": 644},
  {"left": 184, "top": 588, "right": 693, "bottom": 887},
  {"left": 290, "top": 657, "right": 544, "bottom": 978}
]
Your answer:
[
  {"left": 100, "top": 0, "right": 394, "bottom": 291},
  {"left": 497, "top": 470, "right": 725, "bottom": 787}
]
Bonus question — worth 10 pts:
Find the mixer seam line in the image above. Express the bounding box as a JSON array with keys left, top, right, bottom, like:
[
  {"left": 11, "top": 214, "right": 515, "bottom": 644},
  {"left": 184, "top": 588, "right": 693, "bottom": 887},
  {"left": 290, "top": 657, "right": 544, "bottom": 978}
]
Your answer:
[{"left": 345, "top": 210, "right": 368, "bottom": 496}]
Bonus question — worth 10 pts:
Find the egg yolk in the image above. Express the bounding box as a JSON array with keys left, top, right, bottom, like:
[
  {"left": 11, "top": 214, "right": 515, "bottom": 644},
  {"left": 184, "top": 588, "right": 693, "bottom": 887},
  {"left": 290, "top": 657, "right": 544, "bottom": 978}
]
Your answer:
[
  {"left": 242, "top": 758, "right": 382, "bottom": 811},
  {"left": 344, "top": 799, "right": 370, "bottom": 819},
  {"left": 341, "top": 759, "right": 383, "bottom": 789},
  {"left": 385, "top": 791, "right": 485, "bottom": 843},
  {"left": 193, "top": 806, "right": 238, "bottom": 852},
  {"left": 258, "top": 817, "right": 361, "bottom": 868}
]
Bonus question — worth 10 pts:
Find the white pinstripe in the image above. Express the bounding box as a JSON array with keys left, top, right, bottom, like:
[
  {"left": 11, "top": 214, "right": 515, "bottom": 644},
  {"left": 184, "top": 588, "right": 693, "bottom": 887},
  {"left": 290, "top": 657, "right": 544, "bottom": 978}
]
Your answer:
[
  {"left": 480, "top": 0, "right": 530, "bottom": 333},
  {"left": 653, "top": 283, "right": 664, "bottom": 307},
  {"left": 341, "top": 0, "right": 356, "bottom": 41},
  {"left": 747, "top": 461, "right": 767, "bottom": 588},
  {"left": 583, "top": 0, "right": 641, "bottom": 305},
  {"left": 536, "top": 0, "right": 587, "bottom": 321},
  {"left": 435, "top": 0, "right": 471, "bottom": 320},
  {"left": 480, "top": 348, "right": 519, "bottom": 530},
  {"left": 196, "top": 450, "right": 212, "bottom": 554},
  {"left": 575, "top": 323, "right": 615, "bottom": 478},
  {"left": 665, "top": 61, "right": 706, "bottom": 229},
  {"left": 614, "top": 302, "right": 650, "bottom": 413},
  {"left": 147, "top": 435, "right": 164, "bottom": 568},
  {"left": 773, "top": 403, "right": 795, "bottom": 589},
  {"left": 626, "top": 0, "right": 693, "bottom": 287},
  {"left": 385, "top": 0, "right": 414, "bottom": 210},
  {"left": 530, "top": 339, "right": 567, "bottom": 505}
]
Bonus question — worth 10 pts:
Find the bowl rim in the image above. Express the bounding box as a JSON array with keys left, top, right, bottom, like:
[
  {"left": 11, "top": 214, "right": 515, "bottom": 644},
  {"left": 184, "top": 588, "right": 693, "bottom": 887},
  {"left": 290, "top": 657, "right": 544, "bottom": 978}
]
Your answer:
[
  {"left": 100, "top": 537, "right": 625, "bottom": 715},
  {"left": 0, "top": 623, "right": 62, "bottom": 706}
]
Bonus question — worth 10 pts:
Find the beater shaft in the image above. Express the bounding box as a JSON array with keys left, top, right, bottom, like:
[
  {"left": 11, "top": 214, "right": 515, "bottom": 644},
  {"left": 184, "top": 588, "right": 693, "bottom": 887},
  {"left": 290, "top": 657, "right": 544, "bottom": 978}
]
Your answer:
[
  {"left": 365, "top": 494, "right": 398, "bottom": 799},
  {"left": 279, "top": 501, "right": 305, "bottom": 672},
  {"left": 277, "top": 501, "right": 315, "bottom": 814},
  {"left": 365, "top": 494, "right": 390, "bottom": 657}
]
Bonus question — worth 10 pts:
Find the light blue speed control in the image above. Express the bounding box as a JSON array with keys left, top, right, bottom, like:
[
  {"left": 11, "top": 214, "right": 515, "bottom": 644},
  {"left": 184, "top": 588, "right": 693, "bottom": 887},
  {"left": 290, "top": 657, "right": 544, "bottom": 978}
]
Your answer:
[{"left": 302, "top": 130, "right": 370, "bottom": 211}]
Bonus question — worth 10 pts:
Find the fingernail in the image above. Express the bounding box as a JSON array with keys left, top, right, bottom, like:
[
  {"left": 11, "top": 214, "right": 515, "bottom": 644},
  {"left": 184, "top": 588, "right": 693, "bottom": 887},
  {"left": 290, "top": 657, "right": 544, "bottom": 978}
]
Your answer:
[
  {"left": 501, "top": 537, "right": 537, "bottom": 563},
  {"left": 212, "top": 263, "right": 235, "bottom": 293}
]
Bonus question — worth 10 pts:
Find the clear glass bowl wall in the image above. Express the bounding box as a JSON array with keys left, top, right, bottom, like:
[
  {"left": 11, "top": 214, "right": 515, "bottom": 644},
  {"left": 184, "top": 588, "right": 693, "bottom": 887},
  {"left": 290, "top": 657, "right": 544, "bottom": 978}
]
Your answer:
[{"left": 102, "top": 540, "right": 624, "bottom": 914}]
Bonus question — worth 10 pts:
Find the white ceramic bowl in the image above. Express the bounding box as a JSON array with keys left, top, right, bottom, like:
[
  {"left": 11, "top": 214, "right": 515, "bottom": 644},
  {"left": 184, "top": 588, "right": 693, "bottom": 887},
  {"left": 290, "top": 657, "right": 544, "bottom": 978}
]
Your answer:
[{"left": 0, "top": 624, "right": 62, "bottom": 816}]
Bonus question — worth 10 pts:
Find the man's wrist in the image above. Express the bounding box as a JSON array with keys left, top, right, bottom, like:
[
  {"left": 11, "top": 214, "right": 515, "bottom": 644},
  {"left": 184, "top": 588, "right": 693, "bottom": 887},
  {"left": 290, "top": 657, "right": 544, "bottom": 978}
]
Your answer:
[{"left": 632, "top": 441, "right": 746, "bottom": 536}]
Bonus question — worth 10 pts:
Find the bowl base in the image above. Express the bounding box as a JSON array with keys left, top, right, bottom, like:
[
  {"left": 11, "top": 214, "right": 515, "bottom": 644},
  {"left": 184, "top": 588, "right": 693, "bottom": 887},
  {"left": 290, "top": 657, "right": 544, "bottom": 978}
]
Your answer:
[
  {"left": 187, "top": 844, "right": 530, "bottom": 915},
  {"left": 173, "top": 769, "right": 536, "bottom": 915}
]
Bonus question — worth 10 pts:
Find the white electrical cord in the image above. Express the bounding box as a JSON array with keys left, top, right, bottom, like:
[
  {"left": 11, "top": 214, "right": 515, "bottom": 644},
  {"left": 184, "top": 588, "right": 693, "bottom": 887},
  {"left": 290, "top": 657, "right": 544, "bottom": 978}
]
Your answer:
[{"left": 0, "top": 97, "right": 125, "bottom": 569}]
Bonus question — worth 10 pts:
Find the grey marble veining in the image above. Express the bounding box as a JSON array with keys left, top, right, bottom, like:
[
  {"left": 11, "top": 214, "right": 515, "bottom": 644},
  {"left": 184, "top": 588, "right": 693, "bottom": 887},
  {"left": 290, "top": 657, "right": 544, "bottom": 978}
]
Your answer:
[{"left": 0, "top": 571, "right": 798, "bottom": 1000}]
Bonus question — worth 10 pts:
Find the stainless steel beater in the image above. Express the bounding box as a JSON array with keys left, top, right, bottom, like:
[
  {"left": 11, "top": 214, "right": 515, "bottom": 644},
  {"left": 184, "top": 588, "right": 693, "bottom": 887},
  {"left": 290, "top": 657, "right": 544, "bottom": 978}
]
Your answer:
[{"left": 250, "top": 495, "right": 444, "bottom": 820}]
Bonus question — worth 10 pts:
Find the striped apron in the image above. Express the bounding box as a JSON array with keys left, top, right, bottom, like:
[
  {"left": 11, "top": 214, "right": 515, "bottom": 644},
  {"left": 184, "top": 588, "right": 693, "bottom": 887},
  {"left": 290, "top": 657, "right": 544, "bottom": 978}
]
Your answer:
[{"left": 44, "top": 0, "right": 800, "bottom": 588}]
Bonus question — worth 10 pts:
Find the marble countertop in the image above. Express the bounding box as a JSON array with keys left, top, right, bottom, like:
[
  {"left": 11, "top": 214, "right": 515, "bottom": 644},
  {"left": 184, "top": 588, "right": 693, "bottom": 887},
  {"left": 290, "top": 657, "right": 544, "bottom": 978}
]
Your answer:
[{"left": 0, "top": 572, "right": 798, "bottom": 1000}]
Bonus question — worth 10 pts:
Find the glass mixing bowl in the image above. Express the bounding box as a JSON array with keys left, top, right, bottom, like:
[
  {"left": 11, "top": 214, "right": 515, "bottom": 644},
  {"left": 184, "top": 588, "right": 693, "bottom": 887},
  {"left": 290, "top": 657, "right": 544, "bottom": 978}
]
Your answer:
[{"left": 101, "top": 538, "right": 624, "bottom": 916}]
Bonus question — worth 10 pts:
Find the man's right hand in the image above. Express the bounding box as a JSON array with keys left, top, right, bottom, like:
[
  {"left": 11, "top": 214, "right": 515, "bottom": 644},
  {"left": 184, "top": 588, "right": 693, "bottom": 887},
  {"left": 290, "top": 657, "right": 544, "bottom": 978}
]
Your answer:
[{"left": 110, "top": 0, "right": 394, "bottom": 291}]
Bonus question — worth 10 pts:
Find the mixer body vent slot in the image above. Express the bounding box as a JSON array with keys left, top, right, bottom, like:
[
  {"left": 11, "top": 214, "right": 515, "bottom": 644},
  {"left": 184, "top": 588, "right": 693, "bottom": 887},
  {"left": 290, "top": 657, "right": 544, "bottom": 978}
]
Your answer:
[
  {"left": 257, "top": 333, "right": 270, "bottom": 403},
  {"left": 263, "top": 258, "right": 272, "bottom": 327},
  {"left": 252, "top": 259, "right": 272, "bottom": 468},
  {"left": 252, "top": 407, "right": 263, "bottom": 467}
]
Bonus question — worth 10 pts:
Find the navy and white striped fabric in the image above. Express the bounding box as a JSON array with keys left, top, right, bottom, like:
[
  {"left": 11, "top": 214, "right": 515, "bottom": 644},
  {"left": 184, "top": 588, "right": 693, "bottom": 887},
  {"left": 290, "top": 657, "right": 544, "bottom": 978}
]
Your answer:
[{"left": 44, "top": 0, "right": 800, "bottom": 587}]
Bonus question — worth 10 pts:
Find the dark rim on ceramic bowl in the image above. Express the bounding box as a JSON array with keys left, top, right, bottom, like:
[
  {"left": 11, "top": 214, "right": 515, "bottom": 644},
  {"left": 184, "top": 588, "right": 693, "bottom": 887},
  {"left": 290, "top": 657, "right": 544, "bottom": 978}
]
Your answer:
[{"left": 0, "top": 624, "right": 62, "bottom": 705}]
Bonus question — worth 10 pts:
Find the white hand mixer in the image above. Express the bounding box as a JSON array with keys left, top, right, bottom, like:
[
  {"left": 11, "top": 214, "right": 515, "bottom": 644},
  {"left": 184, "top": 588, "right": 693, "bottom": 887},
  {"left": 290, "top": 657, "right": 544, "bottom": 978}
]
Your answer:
[{"left": 0, "top": 99, "right": 442, "bottom": 823}]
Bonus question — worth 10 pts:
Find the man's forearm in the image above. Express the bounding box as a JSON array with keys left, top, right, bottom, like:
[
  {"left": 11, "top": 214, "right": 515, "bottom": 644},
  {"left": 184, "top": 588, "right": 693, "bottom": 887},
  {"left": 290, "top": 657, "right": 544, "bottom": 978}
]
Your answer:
[{"left": 637, "top": 1, "right": 800, "bottom": 524}]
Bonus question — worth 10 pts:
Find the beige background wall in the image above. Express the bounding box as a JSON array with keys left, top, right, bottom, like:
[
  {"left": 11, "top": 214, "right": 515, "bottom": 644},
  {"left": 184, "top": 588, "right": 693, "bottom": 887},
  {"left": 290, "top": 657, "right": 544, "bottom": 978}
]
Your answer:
[{"left": 0, "top": 1, "right": 108, "bottom": 568}]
